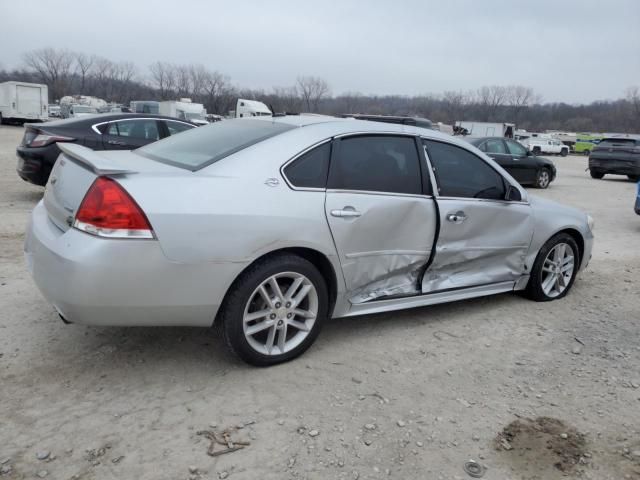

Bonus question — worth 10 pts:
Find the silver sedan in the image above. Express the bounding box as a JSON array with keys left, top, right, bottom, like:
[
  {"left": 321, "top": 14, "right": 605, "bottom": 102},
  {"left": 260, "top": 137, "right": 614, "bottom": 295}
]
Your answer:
[{"left": 25, "top": 116, "right": 594, "bottom": 365}]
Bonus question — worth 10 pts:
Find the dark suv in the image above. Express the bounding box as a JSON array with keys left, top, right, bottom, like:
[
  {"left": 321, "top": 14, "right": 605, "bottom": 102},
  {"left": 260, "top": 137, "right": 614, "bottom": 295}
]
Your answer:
[{"left": 589, "top": 137, "right": 640, "bottom": 181}]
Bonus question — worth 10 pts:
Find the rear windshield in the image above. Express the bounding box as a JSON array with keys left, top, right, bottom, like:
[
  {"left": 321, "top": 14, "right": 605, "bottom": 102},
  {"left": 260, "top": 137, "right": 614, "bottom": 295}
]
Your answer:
[
  {"left": 599, "top": 138, "right": 638, "bottom": 147},
  {"left": 136, "top": 119, "right": 295, "bottom": 170}
]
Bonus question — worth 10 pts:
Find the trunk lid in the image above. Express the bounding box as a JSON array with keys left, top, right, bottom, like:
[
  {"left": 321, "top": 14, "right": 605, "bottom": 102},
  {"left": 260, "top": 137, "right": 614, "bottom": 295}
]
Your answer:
[{"left": 43, "top": 144, "right": 177, "bottom": 232}]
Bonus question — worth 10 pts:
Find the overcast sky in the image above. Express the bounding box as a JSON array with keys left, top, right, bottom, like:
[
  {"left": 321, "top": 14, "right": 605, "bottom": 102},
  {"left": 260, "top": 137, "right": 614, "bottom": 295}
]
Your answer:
[{"left": 1, "top": 0, "right": 638, "bottom": 104}]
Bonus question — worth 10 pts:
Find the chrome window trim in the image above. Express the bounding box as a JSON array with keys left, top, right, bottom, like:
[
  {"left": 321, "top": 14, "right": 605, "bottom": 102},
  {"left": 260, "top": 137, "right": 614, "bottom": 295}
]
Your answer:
[
  {"left": 91, "top": 118, "right": 193, "bottom": 135},
  {"left": 326, "top": 188, "right": 432, "bottom": 200},
  {"left": 420, "top": 136, "right": 529, "bottom": 205}
]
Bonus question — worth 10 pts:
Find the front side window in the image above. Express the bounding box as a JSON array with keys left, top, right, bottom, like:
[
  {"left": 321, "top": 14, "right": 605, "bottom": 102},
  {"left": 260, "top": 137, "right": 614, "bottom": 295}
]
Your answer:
[
  {"left": 284, "top": 142, "right": 330, "bottom": 188},
  {"left": 424, "top": 140, "right": 506, "bottom": 200},
  {"left": 109, "top": 120, "right": 160, "bottom": 140},
  {"left": 484, "top": 139, "right": 507, "bottom": 154},
  {"left": 505, "top": 139, "right": 527, "bottom": 156},
  {"left": 328, "top": 135, "right": 422, "bottom": 195}
]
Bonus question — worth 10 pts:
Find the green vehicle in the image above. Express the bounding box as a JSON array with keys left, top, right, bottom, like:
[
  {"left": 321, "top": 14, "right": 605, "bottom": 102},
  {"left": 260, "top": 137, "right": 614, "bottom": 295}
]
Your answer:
[{"left": 574, "top": 134, "right": 603, "bottom": 155}]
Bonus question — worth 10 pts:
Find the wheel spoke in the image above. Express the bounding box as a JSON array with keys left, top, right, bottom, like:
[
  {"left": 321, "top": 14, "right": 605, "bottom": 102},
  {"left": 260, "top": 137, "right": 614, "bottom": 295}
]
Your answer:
[
  {"left": 292, "top": 284, "right": 312, "bottom": 307},
  {"left": 542, "top": 272, "right": 556, "bottom": 294},
  {"left": 285, "top": 277, "right": 304, "bottom": 301},
  {"left": 265, "top": 325, "right": 277, "bottom": 354},
  {"left": 277, "top": 323, "right": 288, "bottom": 352},
  {"left": 258, "top": 285, "right": 275, "bottom": 309},
  {"left": 288, "top": 319, "right": 310, "bottom": 332},
  {"left": 542, "top": 259, "right": 555, "bottom": 273},
  {"left": 268, "top": 277, "right": 285, "bottom": 302},
  {"left": 293, "top": 308, "right": 316, "bottom": 319},
  {"left": 246, "top": 320, "right": 274, "bottom": 336},
  {"left": 244, "top": 309, "right": 271, "bottom": 322}
]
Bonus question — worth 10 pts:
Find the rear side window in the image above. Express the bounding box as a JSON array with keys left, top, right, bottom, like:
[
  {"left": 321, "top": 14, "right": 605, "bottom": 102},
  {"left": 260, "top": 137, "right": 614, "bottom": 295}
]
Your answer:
[
  {"left": 599, "top": 138, "right": 638, "bottom": 147},
  {"left": 424, "top": 140, "right": 505, "bottom": 200},
  {"left": 108, "top": 120, "right": 160, "bottom": 140},
  {"left": 136, "top": 119, "right": 295, "bottom": 170},
  {"left": 284, "top": 142, "right": 330, "bottom": 188},
  {"left": 328, "top": 135, "right": 422, "bottom": 195}
]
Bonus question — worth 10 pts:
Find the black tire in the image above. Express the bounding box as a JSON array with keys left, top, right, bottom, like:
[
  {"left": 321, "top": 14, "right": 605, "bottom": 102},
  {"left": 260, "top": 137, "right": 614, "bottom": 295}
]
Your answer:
[
  {"left": 525, "top": 233, "right": 580, "bottom": 302},
  {"left": 583, "top": 150, "right": 591, "bottom": 156},
  {"left": 590, "top": 170, "right": 604, "bottom": 179},
  {"left": 560, "top": 149, "right": 568, "bottom": 157},
  {"left": 627, "top": 175, "right": 640, "bottom": 182},
  {"left": 532, "top": 146, "right": 541, "bottom": 155},
  {"left": 219, "top": 253, "right": 328, "bottom": 366},
  {"left": 535, "top": 168, "right": 551, "bottom": 189},
  {"left": 0, "top": 113, "right": 3, "bottom": 125}
]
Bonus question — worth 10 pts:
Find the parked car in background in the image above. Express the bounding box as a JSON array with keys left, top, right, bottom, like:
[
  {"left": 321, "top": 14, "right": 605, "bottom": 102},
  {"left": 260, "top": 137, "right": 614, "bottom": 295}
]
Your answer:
[
  {"left": 635, "top": 181, "right": 640, "bottom": 215},
  {"left": 524, "top": 138, "right": 569, "bottom": 156},
  {"left": 466, "top": 136, "right": 557, "bottom": 188},
  {"left": 24, "top": 117, "right": 594, "bottom": 366},
  {"left": 16, "top": 113, "right": 196, "bottom": 186},
  {"left": 68, "top": 105, "right": 99, "bottom": 118},
  {"left": 130, "top": 101, "right": 159, "bottom": 114},
  {"left": 48, "top": 105, "right": 61, "bottom": 118},
  {"left": 0, "top": 81, "right": 48, "bottom": 124},
  {"left": 574, "top": 134, "right": 602, "bottom": 155},
  {"left": 588, "top": 136, "right": 640, "bottom": 180}
]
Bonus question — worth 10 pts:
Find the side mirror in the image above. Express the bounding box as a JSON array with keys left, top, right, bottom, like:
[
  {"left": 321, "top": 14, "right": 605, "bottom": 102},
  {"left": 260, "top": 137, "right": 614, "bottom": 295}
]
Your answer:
[
  {"left": 526, "top": 150, "right": 532, "bottom": 156},
  {"left": 505, "top": 185, "right": 522, "bottom": 202}
]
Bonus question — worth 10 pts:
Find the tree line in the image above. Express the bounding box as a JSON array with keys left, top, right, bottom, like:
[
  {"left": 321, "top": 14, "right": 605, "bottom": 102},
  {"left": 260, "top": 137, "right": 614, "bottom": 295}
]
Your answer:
[{"left": 1, "top": 47, "right": 639, "bottom": 133}]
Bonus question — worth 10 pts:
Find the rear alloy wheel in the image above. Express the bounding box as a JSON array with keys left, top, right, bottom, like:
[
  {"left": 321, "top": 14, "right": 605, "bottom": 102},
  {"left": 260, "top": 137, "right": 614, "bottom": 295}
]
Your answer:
[
  {"left": 535, "top": 168, "right": 551, "bottom": 188},
  {"left": 532, "top": 146, "right": 541, "bottom": 155},
  {"left": 220, "top": 253, "right": 328, "bottom": 366},
  {"left": 525, "top": 233, "right": 579, "bottom": 302},
  {"left": 590, "top": 170, "right": 604, "bottom": 179}
]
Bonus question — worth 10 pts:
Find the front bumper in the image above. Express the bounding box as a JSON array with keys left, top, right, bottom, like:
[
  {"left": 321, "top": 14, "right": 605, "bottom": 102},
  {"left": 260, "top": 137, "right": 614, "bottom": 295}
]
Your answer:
[
  {"left": 16, "top": 145, "right": 58, "bottom": 186},
  {"left": 25, "top": 201, "right": 246, "bottom": 327}
]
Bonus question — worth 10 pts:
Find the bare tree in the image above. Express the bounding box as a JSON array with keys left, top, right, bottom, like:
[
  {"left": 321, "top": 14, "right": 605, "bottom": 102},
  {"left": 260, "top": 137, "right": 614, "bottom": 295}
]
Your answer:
[
  {"left": 441, "top": 90, "right": 467, "bottom": 123},
  {"left": 149, "top": 61, "right": 176, "bottom": 100},
  {"left": 74, "top": 52, "right": 95, "bottom": 93},
  {"left": 475, "top": 85, "right": 508, "bottom": 121},
  {"left": 23, "top": 48, "right": 75, "bottom": 100},
  {"left": 296, "top": 76, "right": 330, "bottom": 112}
]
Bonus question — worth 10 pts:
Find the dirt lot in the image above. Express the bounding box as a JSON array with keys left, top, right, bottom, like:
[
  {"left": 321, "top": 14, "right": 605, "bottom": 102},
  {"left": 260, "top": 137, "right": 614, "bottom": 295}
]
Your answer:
[{"left": 1, "top": 124, "right": 639, "bottom": 480}]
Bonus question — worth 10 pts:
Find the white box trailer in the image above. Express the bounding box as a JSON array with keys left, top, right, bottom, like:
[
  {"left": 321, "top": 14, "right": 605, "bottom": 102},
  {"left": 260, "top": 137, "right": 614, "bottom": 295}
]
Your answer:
[
  {"left": 0, "top": 81, "right": 48, "bottom": 123},
  {"left": 233, "top": 99, "right": 272, "bottom": 118},
  {"left": 159, "top": 100, "right": 208, "bottom": 125},
  {"left": 454, "top": 121, "right": 515, "bottom": 138}
]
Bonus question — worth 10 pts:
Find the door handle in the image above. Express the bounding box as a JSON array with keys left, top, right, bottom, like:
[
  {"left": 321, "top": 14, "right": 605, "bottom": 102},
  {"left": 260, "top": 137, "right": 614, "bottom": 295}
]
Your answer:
[
  {"left": 330, "top": 207, "right": 362, "bottom": 218},
  {"left": 107, "top": 140, "right": 126, "bottom": 146},
  {"left": 446, "top": 211, "right": 467, "bottom": 224}
]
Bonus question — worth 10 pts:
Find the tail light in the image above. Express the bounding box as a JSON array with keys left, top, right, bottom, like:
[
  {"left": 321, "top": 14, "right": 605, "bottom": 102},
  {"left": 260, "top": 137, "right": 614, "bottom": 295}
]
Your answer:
[
  {"left": 25, "top": 130, "right": 75, "bottom": 148},
  {"left": 74, "top": 177, "right": 154, "bottom": 239}
]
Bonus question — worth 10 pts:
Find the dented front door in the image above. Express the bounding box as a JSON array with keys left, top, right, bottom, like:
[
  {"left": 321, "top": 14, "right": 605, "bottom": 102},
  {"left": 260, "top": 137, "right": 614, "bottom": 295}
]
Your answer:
[{"left": 422, "top": 199, "right": 533, "bottom": 292}]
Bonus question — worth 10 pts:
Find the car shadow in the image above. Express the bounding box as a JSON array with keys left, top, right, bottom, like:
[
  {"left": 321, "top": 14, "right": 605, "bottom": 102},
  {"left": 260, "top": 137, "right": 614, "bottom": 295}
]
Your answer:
[
  {"left": 9, "top": 189, "right": 43, "bottom": 203},
  {"left": 45, "top": 292, "right": 526, "bottom": 375}
]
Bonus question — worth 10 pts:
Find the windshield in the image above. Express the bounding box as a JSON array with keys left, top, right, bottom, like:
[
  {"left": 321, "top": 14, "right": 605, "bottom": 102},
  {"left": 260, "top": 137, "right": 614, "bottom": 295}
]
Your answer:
[{"left": 136, "top": 119, "right": 295, "bottom": 170}]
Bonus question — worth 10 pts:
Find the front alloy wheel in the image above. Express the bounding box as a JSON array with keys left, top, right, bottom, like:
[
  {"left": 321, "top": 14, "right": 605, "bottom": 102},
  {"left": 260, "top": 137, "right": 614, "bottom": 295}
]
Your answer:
[
  {"left": 220, "top": 253, "right": 328, "bottom": 366},
  {"left": 525, "top": 233, "right": 579, "bottom": 301}
]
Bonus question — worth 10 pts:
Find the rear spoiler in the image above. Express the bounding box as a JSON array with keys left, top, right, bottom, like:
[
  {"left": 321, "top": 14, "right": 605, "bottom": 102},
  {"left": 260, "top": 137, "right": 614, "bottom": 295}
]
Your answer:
[{"left": 57, "top": 143, "right": 138, "bottom": 175}]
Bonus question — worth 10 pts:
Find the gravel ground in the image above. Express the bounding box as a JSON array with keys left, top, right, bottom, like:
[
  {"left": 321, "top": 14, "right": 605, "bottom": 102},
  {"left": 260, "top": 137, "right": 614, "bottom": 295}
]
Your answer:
[{"left": 1, "top": 124, "right": 639, "bottom": 480}]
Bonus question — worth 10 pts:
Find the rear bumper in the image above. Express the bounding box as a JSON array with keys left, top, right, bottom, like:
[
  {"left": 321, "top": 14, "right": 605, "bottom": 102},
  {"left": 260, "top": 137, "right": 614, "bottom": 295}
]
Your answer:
[
  {"left": 25, "top": 201, "right": 247, "bottom": 327},
  {"left": 589, "top": 156, "right": 640, "bottom": 175}
]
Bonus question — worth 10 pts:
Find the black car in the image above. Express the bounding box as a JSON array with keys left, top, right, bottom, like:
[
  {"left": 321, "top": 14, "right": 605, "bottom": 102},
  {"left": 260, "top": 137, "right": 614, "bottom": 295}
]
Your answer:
[
  {"left": 466, "top": 136, "right": 557, "bottom": 189},
  {"left": 16, "top": 113, "right": 197, "bottom": 186},
  {"left": 588, "top": 136, "right": 640, "bottom": 181}
]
